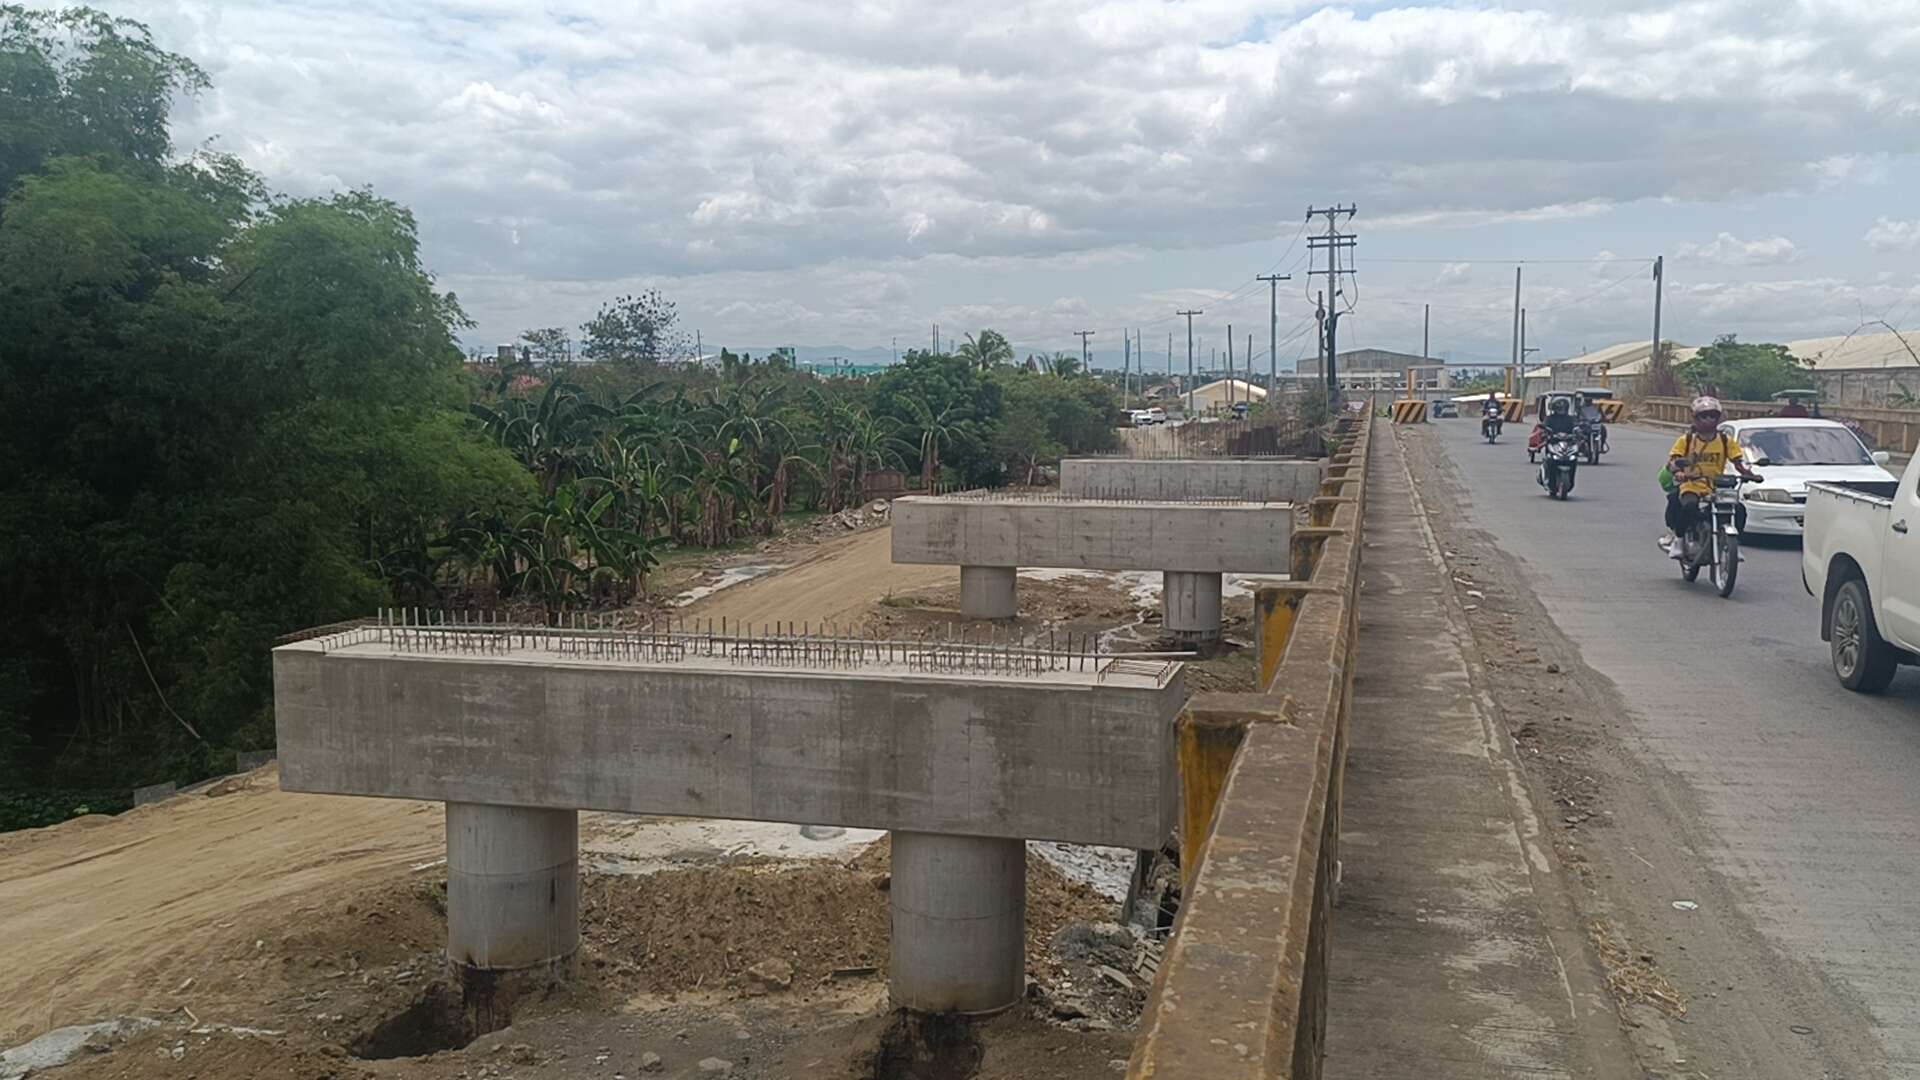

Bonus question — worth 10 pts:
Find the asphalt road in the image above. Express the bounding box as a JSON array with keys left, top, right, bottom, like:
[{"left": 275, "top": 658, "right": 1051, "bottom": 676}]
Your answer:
[{"left": 1430, "top": 416, "right": 1920, "bottom": 1072}]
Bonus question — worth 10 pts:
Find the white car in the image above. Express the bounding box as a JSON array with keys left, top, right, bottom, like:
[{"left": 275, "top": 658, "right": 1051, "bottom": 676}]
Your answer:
[
  {"left": 1718, "top": 418, "right": 1896, "bottom": 536},
  {"left": 1128, "top": 407, "right": 1167, "bottom": 426}
]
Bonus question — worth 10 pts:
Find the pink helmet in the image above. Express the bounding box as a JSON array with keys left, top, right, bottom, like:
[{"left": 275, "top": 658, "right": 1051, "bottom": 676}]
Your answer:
[{"left": 1691, "top": 395, "right": 1723, "bottom": 416}]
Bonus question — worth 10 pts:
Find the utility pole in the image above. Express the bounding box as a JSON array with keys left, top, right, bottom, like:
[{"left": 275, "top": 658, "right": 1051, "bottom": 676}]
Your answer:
[
  {"left": 1123, "top": 330, "right": 1131, "bottom": 408},
  {"left": 1422, "top": 304, "right": 1429, "bottom": 360},
  {"left": 1178, "top": 310, "right": 1203, "bottom": 418},
  {"left": 1226, "top": 325, "right": 1234, "bottom": 405},
  {"left": 1650, "top": 255, "right": 1666, "bottom": 376},
  {"left": 1510, "top": 267, "right": 1522, "bottom": 372},
  {"left": 1257, "top": 273, "right": 1291, "bottom": 394},
  {"left": 1076, "top": 329, "right": 1095, "bottom": 374},
  {"left": 1307, "top": 204, "right": 1358, "bottom": 399}
]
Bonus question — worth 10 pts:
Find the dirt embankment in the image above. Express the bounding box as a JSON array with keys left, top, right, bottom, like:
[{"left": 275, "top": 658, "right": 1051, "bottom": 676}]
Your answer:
[{"left": 3, "top": 771, "right": 1130, "bottom": 1079}]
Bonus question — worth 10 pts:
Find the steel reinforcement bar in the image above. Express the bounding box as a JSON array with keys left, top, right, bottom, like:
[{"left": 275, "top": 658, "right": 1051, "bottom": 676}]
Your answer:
[{"left": 1127, "top": 408, "right": 1372, "bottom": 1080}]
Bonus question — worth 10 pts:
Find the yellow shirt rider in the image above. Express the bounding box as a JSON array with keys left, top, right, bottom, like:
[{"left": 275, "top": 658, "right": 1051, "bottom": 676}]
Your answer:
[{"left": 1660, "top": 396, "right": 1759, "bottom": 559}]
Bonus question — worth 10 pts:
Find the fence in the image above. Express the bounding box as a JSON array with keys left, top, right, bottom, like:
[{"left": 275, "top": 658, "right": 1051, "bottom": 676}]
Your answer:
[
  {"left": 1639, "top": 396, "right": 1920, "bottom": 454},
  {"left": 1128, "top": 410, "right": 1371, "bottom": 1080}
]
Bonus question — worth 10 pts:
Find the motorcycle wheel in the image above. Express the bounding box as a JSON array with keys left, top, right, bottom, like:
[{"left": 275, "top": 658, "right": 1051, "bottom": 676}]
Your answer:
[
  {"left": 1680, "top": 527, "right": 1703, "bottom": 582},
  {"left": 1712, "top": 532, "right": 1739, "bottom": 597}
]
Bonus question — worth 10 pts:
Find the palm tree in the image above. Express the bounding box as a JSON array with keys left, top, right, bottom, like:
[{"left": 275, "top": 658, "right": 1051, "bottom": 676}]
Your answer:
[{"left": 958, "top": 330, "right": 1015, "bottom": 371}]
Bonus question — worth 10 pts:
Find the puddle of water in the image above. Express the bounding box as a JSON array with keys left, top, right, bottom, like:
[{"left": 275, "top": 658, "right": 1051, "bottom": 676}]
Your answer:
[
  {"left": 1224, "top": 573, "right": 1291, "bottom": 599},
  {"left": 672, "top": 564, "right": 788, "bottom": 607},
  {"left": 581, "top": 816, "right": 884, "bottom": 875}
]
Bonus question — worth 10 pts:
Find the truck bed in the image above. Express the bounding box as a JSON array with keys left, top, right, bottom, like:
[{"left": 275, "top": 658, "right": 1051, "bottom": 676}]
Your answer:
[{"left": 1807, "top": 479, "right": 1899, "bottom": 503}]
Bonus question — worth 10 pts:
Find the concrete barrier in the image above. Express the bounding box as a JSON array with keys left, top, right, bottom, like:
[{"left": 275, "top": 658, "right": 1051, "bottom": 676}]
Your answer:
[
  {"left": 1129, "top": 410, "right": 1371, "bottom": 1080},
  {"left": 1389, "top": 399, "right": 1427, "bottom": 424}
]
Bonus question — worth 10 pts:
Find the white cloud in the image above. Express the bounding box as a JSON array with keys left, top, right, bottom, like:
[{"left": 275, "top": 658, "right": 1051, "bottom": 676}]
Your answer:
[
  {"left": 1673, "top": 233, "right": 1806, "bottom": 267},
  {"left": 97, "top": 0, "right": 1920, "bottom": 345},
  {"left": 1865, "top": 217, "right": 1920, "bottom": 251}
]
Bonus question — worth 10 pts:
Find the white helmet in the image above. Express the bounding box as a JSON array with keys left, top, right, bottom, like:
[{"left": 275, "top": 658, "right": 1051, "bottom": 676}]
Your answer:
[{"left": 1691, "top": 395, "right": 1723, "bottom": 416}]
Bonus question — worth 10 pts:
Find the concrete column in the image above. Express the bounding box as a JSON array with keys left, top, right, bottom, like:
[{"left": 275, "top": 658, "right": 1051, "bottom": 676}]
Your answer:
[
  {"left": 889, "top": 831, "right": 1026, "bottom": 1014},
  {"left": 446, "top": 803, "right": 579, "bottom": 972},
  {"left": 959, "top": 565, "right": 1019, "bottom": 619},
  {"left": 1162, "top": 570, "right": 1224, "bottom": 639}
]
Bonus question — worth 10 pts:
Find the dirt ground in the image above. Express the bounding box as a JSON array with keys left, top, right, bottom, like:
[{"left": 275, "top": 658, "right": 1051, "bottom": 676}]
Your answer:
[{"left": 2, "top": 771, "right": 1132, "bottom": 1080}]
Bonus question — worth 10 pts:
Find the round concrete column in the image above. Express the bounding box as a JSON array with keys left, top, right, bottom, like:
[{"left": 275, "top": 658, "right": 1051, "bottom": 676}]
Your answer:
[
  {"left": 1162, "top": 570, "right": 1224, "bottom": 639},
  {"left": 889, "top": 831, "right": 1026, "bottom": 1014},
  {"left": 446, "top": 803, "right": 580, "bottom": 972},
  {"left": 959, "top": 565, "right": 1019, "bottom": 620}
]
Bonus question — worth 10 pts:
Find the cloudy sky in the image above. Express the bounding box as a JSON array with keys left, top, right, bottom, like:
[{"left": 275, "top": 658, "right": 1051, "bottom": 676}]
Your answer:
[{"left": 109, "top": 0, "right": 1920, "bottom": 369}]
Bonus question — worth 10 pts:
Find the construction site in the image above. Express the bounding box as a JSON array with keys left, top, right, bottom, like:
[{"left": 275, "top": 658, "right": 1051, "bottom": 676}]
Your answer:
[{"left": 1, "top": 422, "right": 1351, "bottom": 1080}]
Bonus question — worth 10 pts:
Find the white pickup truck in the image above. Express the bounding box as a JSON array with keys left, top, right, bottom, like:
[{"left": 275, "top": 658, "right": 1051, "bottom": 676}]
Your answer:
[{"left": 1804, "top": 455, "right": 1920, "bottom": 692}]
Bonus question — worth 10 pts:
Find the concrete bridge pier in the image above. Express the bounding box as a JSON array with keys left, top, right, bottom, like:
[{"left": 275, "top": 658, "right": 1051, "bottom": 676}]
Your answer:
[
  {"left": 1162, "top": 570, "right": 1224, "bottom": 639},
  {"left": 446, "top": 803, "right": 580, "bottom": 974},
  {"left": 959, "top": 565, "right": 1019, "bottom": 619},
  {"left": 889, "top": 831, "right": 1027, "bottom": 1014}
]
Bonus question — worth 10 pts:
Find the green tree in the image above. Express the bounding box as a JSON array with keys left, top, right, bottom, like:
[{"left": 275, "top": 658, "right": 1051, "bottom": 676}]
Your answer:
[
  {"left": 0, "top": 6, "right": 209, "bottom": 192},
  {"left": 870, "top": 351, "right": 1002, "bottom": 488},
  {"left": 1675, "top": 335, "right": 1811, "bottom": 402},
  {"left": 518, "top": 327, "right": 572, "bottom": 367},
  {"left": 580, "top": 289, "right": 686, "bottom": 369},
  {"left": 0, "top": 11, "right": 527, "bottom": 807},
  {"left": 957, "top": 329, "right": 1014, "bottom": 371}
]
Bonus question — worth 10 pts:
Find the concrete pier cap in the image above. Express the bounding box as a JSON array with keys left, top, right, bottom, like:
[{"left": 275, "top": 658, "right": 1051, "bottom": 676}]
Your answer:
[
  {"left": 1059, "top": 457, "right": 1324, "bottom": 505},
  {"left": 274, "top": 621, "right": 1187, "bottom": 1013},
  {"left": 890, "top": 492, "right": 1292, "bottom": 634}
]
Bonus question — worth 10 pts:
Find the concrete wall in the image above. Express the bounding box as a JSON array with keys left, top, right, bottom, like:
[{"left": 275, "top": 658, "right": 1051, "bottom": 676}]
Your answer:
[
  {"left": 274, "top": 644, "right": 1183, "bottom": 850},
  {"left": 1128, "top": 411, "right": 1372, "bottom": 1080},
  {"left": 891, "top": 496, "right": 1292, "bottom": 573},
  {"left": 1059, "top": 459, "right": 1324, "bottom": 505}
]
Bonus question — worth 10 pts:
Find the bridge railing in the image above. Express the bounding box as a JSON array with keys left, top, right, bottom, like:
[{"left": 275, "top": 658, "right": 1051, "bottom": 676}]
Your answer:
[
  {"left": 1128, "top": 410, "right": 1371, "bottom": 1080},
  {"left": 1640, "top": 395, "right": 1920, "bottom": 455}
]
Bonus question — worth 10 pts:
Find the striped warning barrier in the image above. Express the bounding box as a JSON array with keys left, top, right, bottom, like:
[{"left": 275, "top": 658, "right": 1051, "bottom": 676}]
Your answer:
[
  {"left": 1595, "top": 400, "right": 1626, "bottom": 423},
  {"left": 1390, "top": 399, "right": 1428, "bottom": 424},
  {"left": 1502, "top": 399, "right": 1526, "bottom": 423}
]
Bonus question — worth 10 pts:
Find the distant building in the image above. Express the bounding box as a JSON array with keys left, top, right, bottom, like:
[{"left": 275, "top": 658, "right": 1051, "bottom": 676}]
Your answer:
[
  {"left": 1322, "top": 349, "right": 1451, "bottom": 392},
  {"left": 1187, "top": 379, "right": 1269, "bottom": 414}
]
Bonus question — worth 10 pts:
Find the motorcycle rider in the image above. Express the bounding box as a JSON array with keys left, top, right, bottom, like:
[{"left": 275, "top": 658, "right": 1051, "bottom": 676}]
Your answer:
[
  {"left": 1540, "top": 396, "right": 1580, "bottom": 438},
  {"left": 1659, "top": 396, "right": 1759, "bottom": 559}
]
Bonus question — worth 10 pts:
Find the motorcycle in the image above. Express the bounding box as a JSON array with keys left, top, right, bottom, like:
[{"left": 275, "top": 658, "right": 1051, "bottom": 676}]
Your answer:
[
  {"left": 1580, "top": 418, "right": 1608, "bottom": 464},
  {"left": 1536, "top": 428, "right": 1580, "bottom": 499},
  {"left": 1482, "top": 411, "right": 1503, "bottom": 443},
  {"left": 1678, "top": 474, "right": 1758, "bottom": 598}
]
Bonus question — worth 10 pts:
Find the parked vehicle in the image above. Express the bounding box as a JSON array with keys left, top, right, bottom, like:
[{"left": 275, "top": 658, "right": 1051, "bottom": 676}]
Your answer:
[
  {"left": 1536, "top": 428, "right": 1581, "bottom": 499},
  {"left": 1678, "top": 474, "right": 1755, "bottom": 598},
  {"left": 1128, "top": 407, "right": 1169, "bottom": 426},
  {"left": 1803, "top": 453, "right": 1920, "bottom": 692},
  {"left": 1717, "top": 419, "right": 1895, "bottom": 536}
]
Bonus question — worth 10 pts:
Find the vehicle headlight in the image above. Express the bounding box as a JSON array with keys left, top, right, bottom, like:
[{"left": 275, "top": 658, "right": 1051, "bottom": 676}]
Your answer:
[{"left": 1743, "top": 487, "right": 1793, "bottom": 503}]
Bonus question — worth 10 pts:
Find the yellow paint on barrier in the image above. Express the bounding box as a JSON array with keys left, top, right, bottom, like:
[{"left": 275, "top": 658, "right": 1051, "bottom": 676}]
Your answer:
[{"left": 1176, "top": 710, "right": 1248, "bottom": 892}]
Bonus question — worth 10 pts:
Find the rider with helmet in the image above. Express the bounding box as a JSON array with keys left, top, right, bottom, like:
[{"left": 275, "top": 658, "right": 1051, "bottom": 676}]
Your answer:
[
  {"left": 1659, "top": 396, "right": 1758, "bottom": 559},
  {"left": 1540, "top": 396, "right": 1580, "bottom": 436}
]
